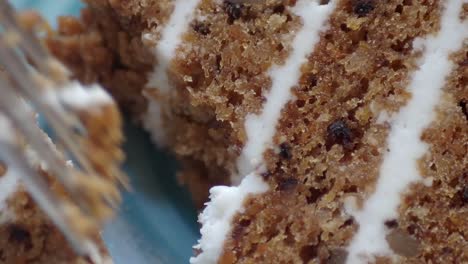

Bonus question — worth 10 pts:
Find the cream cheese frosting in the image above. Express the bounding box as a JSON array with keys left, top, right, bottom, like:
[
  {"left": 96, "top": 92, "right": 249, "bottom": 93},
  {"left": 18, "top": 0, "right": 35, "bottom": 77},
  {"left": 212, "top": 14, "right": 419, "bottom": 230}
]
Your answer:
[{"left": 144, "top": 0, "right": 202, "bottom": 146}]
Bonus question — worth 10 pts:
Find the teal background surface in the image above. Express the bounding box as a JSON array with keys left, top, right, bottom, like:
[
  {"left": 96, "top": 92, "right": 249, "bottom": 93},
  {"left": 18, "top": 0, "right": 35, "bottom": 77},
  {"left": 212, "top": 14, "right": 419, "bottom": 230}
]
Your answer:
[{"left": 10, "top": 1, "right": 200, "bottom": 263}]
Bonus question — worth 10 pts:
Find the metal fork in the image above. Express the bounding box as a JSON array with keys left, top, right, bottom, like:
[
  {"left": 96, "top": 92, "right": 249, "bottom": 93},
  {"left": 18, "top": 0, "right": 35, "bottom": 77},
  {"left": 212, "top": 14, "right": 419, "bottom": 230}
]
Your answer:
[{"left": 0, "top": 0, "right": 123, "bottom": 258}]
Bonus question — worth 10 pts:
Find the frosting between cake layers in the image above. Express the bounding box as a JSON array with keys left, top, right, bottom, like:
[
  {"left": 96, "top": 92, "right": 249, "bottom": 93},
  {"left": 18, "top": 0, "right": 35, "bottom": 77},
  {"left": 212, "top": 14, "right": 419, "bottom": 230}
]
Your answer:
[
  {"left": 143, "top": 101, "right": 168, "bottom": 146},
  {"left": 192, "top": 173, "right": 269, "bottom": 263},
  {"left": 147, "top": 0, "right": 201, "bottom": 94},
  {"left": 234, "top": 0, "right": 336, "bottom": 183},
  {"left": 44, "top": 81, "right": 113, "bottom": 110},
  {"left": 191, "top": 1, "right": 337, "bottom": 263},
  {"left": 144, "top": 0, "right": 201, "bottom": 146},
  {"left": 346, "top": 1, "right": 468, "bottom": 262},
  {"left": 58, "top": 82, "right": 113, "bottom": 109}
]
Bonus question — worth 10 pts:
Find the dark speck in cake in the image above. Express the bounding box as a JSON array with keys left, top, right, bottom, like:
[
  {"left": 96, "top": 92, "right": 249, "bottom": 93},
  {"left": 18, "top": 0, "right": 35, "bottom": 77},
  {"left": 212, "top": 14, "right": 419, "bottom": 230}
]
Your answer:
[
  {"left": 326, "top": 119, "right": 354, "bottom": 150},
  {"left": 306, "top": 187, "right": 326, "bottom": 204},
  {"left": 308, "top": 74, "right": 318, "bottom": 88},
  {"left": 231, "top": 219, "right": 251, "bottom": 241},
  {"left": 341, "top": 218, "right": 354, "bottom": 227},
  {"left": 224, "top": 1, "right": 243, "bottom": 23},
  {"left": 460, "top": 56, "right": 468, "bottom": 67},
  {"left": 442, "top": 247, "right": 454, "bottom": 255},
  {"left": 353, "top": 0, "right": 375, "bottom": 17},
  {"left": 273, "top": 5, "right": 285, "bottom": 14},
  {"left": 458, "top": 100, "right": 467, "bottom": 120},
  {"left": 279, "top": 143, "right": 292, "bottom": 159},
  {"left": 277, "top": 178, "right": 298, "bottom": 191},
  {"left": 384, "top": 219, "right": 399, "bottom": 229},
  {"left": 192, "top": 21, "right": 210, "bottom": 35},
  {"left": 261, "top": 171, "right": 272, "bottom": 179},
  {"left": 462, "top": 186, "right": 468, "bottom": 204},
  {"left": 84, "top": 255, "right": 93, "bottom": 264},
  {"left": 8, "top": 224, "right": 32, "bottom": 250},
  {"left": 299, "top": 244, "right": 318, "bottom": 263}
]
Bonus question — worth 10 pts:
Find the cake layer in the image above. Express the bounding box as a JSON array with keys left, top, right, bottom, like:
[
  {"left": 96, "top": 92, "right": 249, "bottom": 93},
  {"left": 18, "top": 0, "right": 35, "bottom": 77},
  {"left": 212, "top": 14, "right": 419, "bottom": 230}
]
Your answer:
[
  {"left": 215, "top": 1, "right": 467, "bottom": 263},
  {"left": 216, "top": 1, "right": 467, "bottom": 263},
  {"left": 48, "top": 0, "right": 302, "bottom": 206}
]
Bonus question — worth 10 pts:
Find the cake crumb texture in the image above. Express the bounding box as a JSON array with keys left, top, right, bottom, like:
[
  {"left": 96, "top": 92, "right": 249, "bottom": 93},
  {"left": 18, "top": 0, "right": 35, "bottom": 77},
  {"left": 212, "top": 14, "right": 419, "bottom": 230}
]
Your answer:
[{"left": 220, "top": 0, "right": 465, "bottom": 263}]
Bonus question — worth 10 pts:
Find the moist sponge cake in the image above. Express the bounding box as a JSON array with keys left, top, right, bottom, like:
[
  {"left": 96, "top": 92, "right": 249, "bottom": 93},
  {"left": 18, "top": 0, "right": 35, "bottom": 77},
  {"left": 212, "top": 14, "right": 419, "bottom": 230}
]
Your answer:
[{"left": 48, "top": 0, "right": 467, "bottom": 263}]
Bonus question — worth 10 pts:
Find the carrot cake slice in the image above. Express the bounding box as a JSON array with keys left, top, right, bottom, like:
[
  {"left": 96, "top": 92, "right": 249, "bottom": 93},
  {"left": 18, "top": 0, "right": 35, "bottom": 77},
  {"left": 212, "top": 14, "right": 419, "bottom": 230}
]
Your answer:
[{"left": 49, "top": 0, "right": 467, "bottom": 263}]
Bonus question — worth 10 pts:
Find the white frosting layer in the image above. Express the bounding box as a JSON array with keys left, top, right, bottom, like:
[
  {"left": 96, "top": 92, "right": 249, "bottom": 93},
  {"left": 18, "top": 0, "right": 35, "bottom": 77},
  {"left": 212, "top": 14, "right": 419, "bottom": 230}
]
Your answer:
[
  {"left": 46, "top": 81, "right": 112, "bottom": 109},
  {"left": 234, "top": 0, "right": 336, "bottom": 183},
  {"left": 346, "top": 1, "right": 468, "bottom": 262},
  {"left": 190, "top": 173, "right": 268, "bottom": 264},
  {"left": 191, "top": 1, "right": 337, "bottom": 263},
  {"left": 59, "top": 82, "right": 112, "bottom": 109},
  {"left": 144, "top": 0, "right": 201, "bottom": 145},
  {"left": 147, "top": 0, "right": 201, "bottom": 93},
  {"left": 143, "top": 100, "right": 167, "bottom": 146}
]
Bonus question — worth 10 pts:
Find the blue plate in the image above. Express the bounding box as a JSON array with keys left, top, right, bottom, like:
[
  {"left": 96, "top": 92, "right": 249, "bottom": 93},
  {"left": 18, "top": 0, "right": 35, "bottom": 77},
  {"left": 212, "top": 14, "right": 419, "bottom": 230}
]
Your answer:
[{"left": 11, "top": 1, "right": 199, "bottom": 263}]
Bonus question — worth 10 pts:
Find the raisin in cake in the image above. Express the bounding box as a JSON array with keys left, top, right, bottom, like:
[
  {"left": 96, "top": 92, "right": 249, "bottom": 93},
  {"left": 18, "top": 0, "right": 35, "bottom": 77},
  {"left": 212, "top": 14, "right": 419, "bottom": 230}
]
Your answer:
[
  {"left": 0, "top": 82, "right": 122, "bottom": 264},
  {"left": 49, "top": 0, "right": 467, "bottom": 263}
]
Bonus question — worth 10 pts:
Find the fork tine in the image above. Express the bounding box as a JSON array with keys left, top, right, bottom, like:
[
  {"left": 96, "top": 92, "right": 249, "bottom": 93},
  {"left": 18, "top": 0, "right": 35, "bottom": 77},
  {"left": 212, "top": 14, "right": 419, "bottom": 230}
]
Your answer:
[
  {"left": 0, "top": 73, "right": 93, "bottom": 213},
  {"left": 0, "top": 2, "right": 124, "bottom": 204},
  {"left": 0, "top": 140, "right": 89, "bottom": 255},
  {"left": 0, "top": 38, "right": 76, "bottom": 180},
  {"left": 0, "top": 2, "right": 124, "bottom": 257},
  {"left": 0, "top": 52, "right": 70, "bottom": 180},
  {"left": 0, "top": 0, "right": 68, "bottom": 82},
  {"left": 0, "top": 72, "right": 103, "bottom": 257},
  {"left": 0, "top": 21, "right": 100, "bottom": 188},
  {"left": 0, "top": 23, "right": 84, "bottom": 131}
]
